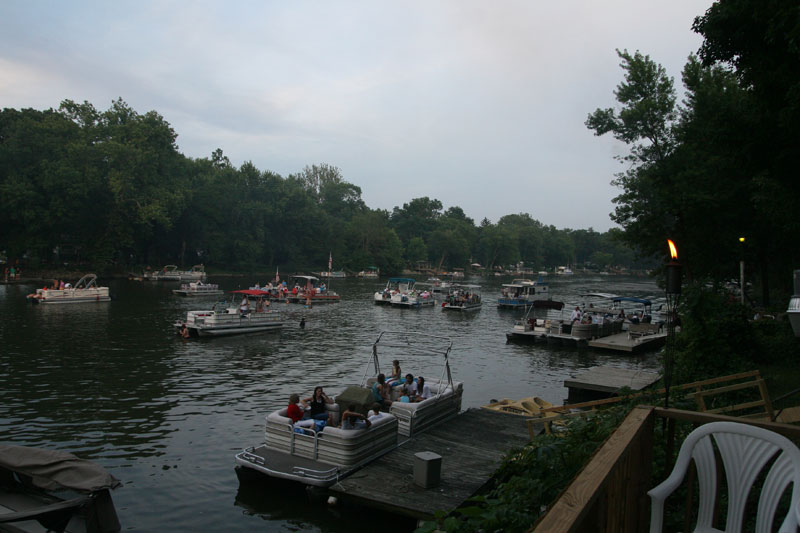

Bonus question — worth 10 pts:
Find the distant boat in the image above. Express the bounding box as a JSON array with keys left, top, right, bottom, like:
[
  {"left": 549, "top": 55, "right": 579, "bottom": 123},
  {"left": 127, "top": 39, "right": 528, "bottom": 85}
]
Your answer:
[
  {"left": 317, "top": 270, "right": 347, "bottom": 278},
  {"left": 144, "top": 264, "right": 206, "bottom": 281},
  {"left": 356, "top": 267, "right": 379, "bottom": 278},
  {"left": 289, "top": 275, "right": 341, "bottom": 304},
  {"left": 175, "top": 290, "right": 283, "bottom": 337},
  {"left": 442, "top": 284, "right": 482, "bottom": 312},
  {"left": 26, "top": 273, "right": 111, "bottom": 304},
  {"left": 172, "top": 281, "right": 224, "bottom": 297},
  {"left": 555, "top": 266, "right": 574, "bottom": 276},
  {"left": 497, "top": 277, "right": 550, "bottom": 309}
]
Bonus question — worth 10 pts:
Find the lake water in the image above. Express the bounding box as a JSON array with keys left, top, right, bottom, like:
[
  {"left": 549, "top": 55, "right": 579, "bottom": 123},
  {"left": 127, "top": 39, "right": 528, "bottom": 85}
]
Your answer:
[{"left": 0, "top": 274, "right": 664, "bottom": 532}]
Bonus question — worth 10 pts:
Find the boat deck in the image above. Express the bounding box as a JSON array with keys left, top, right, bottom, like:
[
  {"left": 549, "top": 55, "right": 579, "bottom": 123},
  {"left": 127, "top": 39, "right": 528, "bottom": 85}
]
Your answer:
[{"left": 329, "top": 408, "right": 531, "bottom": 519}]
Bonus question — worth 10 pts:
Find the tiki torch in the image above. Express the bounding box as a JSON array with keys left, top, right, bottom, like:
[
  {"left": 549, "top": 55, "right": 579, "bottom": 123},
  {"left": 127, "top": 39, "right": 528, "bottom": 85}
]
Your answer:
[{"left": 664, "top": 240, "right": 682, "bottom": 410}]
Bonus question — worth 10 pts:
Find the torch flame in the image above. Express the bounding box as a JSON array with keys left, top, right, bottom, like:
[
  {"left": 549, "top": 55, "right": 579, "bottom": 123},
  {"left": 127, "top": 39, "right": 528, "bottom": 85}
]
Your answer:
[{"left": 667, "top": 239, "right": 678, "bottom": 260}]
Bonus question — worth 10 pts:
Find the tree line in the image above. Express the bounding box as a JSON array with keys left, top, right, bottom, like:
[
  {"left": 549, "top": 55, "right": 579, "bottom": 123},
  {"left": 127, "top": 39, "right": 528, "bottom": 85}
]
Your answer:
[
  {"left": 0, "top": 99, "right": 639, "bottom": 275},
  {"left": 586, "top": 0, "right": 799, "bottom": 306}
]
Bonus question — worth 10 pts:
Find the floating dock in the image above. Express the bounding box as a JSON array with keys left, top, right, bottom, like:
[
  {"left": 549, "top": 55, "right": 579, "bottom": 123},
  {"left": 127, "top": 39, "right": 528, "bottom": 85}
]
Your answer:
[
  {"left": 329, "top": 408, "right": 531, "bottom": 519},
  {"left": 565, "top": 366, "right": 661, "bottom": 402},
  {"left": 587, "top": 331, "right": 666, "bottom": 353},
  {"left": 507, "top": 324, "right": 666, "bottom": 354}
]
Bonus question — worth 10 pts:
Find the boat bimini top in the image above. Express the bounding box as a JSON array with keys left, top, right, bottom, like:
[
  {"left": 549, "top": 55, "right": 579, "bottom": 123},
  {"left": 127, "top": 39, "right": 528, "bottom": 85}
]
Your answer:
[{"left": 360, "top": 331, "right": 454, "bottom": 396}]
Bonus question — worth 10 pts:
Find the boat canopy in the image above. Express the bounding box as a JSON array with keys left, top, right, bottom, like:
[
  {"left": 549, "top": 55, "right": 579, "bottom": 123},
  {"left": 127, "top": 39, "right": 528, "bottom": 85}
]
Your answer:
[
  {"left": 361, "top": 331, "right": 454, "bottom": 392},
  {"left": 230, "top": 289, "right": 272, "bottom": 296},
  {"left": 292, "top": 275, "right": 320, "bottom": 282},
  {"left": 0, "top": 445, "right": 121, "bottom": 493},
  {"left": 612, "top": 296, "right": 651, "bottom": 305},
  {"left": 581, "top": 292, "right": 619, "bottom": 299},
  {"left": 388, "top": 277, "right": 416, "bottom": 284}
]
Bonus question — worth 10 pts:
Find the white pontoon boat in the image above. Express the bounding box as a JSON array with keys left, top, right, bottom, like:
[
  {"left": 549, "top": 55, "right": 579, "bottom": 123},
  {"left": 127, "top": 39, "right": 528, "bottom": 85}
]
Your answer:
[
  {"left": 234, "top": 331, "right": 463, "bottom": 487},
  {"left": 26, "top": 274, "right": 111, "bottom": 304},
  {"left": 172, "top": 281, "right": 224, "bottom": 297},
  {"left": 175, "top": 290, "right": 282, "bottom": 337}
]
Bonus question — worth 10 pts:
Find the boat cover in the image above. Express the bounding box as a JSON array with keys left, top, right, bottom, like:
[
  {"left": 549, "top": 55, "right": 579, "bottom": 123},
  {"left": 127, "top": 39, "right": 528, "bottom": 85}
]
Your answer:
[
  {"left": 230, "top": 289, "right": 272, "bottom": 296},
  {"left": 0, "top": 445, "right": 121, "bottom": 493},
  {"left": 531, "top": 300, "right": 564, "bottom": 310}
]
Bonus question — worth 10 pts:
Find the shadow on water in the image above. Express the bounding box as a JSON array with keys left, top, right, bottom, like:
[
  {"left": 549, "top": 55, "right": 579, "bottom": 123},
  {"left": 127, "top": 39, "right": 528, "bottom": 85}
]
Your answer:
[{"left": 235, "top": 478, "right": 418, "bottom": 532}]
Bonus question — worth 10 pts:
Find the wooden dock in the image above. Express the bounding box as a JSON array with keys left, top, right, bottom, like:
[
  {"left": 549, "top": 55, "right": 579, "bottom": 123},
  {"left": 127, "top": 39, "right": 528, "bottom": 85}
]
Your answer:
[
  {"left": 329, "top": 408, "right": 531, "bottom": 519},
  {"left": 565, "top": 366, "right": 661, "bottom": 402},
  {"left": 587, "top": 331, "right": 666, "bottom": 353}
]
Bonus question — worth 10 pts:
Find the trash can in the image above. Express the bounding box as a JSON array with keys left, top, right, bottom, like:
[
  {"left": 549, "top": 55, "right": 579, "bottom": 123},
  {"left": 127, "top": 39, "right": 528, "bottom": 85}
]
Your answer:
[{"left": 413, "top": 451, "right": 442, "bottom": 488}]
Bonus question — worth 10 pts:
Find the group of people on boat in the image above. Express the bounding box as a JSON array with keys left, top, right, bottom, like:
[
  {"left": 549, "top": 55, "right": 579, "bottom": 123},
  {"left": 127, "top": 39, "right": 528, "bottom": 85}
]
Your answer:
[
  {"left": 285, "top": 386, "right": 387, "bottom": 431},
  {"left": 374, "top": 359, "right": 433, "bottom": 406},
  {"left": 26, "top": 279, "right": 73, "bottom": 300},
  {"left": 284, "top": 361, "right": 436, "bottom": 433},
  {"left": 569, "top": 304, "right": 651, "bottom": 325}
]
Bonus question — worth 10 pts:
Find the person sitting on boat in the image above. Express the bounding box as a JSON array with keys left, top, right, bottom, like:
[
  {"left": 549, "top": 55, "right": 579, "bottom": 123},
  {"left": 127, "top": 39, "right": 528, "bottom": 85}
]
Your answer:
[
  {"left": 287, "top": 394, "right": 315, "bottom": 429},
  {"left": 570, "top": 306, "right": 581, "bottom": 323},
  {"left": 400, "top": 374, "right": 418, "bottom": 401},
  {"left": 386, "top": 359, "right": 402, "bottom": 387},
  {"left": 239, "top": 296, "right": 250, "bottom": 317},
  {"left": 618, "top": 309, "right": 625, "bottom": 319},
  {"left": 340, "top": 405, "right": 371, "bottom": 430},
  {"left": 255, "top": 299, "right": 264, "bottom": 313},
  {"left": 414, "top": 376, "right": 432, "bottom": 402},
  {"left": 372, "top": 373, "right": 393, "bottom": 408},
  {"left": 368, "top": 404, "right": 385, "bottom": 423},
  {"left": 303, "top": 386, "right": 334, "bottom": 425}
]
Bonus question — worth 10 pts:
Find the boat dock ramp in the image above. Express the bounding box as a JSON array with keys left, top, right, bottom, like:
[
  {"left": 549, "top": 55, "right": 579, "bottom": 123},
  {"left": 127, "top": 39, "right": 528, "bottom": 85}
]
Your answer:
[{"left": 329, "top": 408, "right": 530, "bottom": 519}]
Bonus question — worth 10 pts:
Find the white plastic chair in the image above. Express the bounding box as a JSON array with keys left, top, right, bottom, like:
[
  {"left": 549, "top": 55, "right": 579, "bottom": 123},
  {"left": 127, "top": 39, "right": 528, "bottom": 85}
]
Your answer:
[{"left": 648, "top": 421, "right": 800, "bottom": 533}]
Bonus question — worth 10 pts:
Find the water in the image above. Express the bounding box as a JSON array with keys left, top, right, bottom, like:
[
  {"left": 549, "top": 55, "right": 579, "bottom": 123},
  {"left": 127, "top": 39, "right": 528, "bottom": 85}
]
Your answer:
[{"left": 0, "top": 274, "right": 664, "bottom": 532}]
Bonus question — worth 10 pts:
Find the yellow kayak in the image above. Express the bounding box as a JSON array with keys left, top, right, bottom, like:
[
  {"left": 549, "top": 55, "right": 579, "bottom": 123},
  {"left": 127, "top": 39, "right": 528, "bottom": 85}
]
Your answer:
[{"left": 482, "top": 397, "right": 557, "bottom": 417}]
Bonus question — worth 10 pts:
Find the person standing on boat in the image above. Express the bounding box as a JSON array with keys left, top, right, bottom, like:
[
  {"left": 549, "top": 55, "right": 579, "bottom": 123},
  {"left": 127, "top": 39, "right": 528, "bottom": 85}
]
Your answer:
[
  {"left": 570, "top": 306, "right": 582, "bottom": 323},
  {"left": 239, "top": 296, "right": 250, "bottom": 317}
]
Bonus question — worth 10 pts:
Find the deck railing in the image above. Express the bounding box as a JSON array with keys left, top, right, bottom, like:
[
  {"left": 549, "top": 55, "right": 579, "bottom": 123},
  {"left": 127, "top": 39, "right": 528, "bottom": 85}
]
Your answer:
[{"left": 530, "top": 405, "right": 800, "bottom": 532}]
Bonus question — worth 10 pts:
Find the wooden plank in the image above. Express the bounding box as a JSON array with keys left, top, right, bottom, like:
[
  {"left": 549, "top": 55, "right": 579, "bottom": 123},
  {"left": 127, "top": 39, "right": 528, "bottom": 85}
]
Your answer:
[
  {"left": 532, "top": 406, "right": 655, "bottom": 533},
  {"left": 564, "top": 367, "right": 660, "bottom": 394},
  {"left": 652, "top": 407, "right": 800, "bottom": 441},
  {"left": 330, "top": 408, "right": 531, "bottom": 519}
]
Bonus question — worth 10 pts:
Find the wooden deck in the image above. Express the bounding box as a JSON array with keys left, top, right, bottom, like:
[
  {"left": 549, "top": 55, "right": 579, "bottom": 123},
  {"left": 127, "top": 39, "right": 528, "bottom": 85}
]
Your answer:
[
  {"left": 587, "top": 331, "right": 666, "bottom": 353},
  {"left": 565, "top": 366, "right": 660, "bottom": 402},
  {"left": 329, "top": 408, "right": 531, "bottom": 519}
]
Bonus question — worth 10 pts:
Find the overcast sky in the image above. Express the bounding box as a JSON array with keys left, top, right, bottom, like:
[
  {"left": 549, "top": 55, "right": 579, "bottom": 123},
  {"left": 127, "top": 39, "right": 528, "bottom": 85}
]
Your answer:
[{"left": 1, "top": 1, "right": 714, "bottom": 232}]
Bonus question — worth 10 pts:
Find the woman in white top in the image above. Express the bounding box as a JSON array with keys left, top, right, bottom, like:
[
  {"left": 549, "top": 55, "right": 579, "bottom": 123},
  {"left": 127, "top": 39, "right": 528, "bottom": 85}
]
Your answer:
[{"left": 415, "top": 376, "right": 432, "bottom": 402}]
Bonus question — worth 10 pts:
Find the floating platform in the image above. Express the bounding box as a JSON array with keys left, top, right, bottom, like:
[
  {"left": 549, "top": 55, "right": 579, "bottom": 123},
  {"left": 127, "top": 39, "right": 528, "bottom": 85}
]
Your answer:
[
  {"left": 587, "top": 331, "right": 666, "bottom": 353},
  {"left": 508, "top": 327, "right": 666, "bottom": 354},
  {"left": 329, "top": 408, "right": 531, "bottom": 519},
  {"left": 565, "top": 366, "right": 661, "bottom": 403}
]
